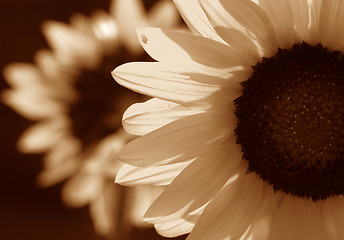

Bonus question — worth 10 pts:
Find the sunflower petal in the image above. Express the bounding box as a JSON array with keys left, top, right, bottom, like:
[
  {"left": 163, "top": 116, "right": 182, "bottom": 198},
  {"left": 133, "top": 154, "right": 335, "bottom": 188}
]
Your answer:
[
  {"left": 117, "top": 112, "right": 234, "bottom": 167},
  {"left": 173, "top": 0, "right": 224, "bottom": 42},
  {"left": 113, "top": 62, "right": 225, "bottom": 107},
  {"left": 144, "top": 143, "right": 243, "bottom": 223},
  {"left": 258, "top": 0, "right": 297, "bottom": 48},
  {"left": 187, "top": 173, "right": 264, "bottom": 240},
  {"left": 135, "top": 28, "right": 248, "bottom": 72},
  {"left": 319, "top": 0, "right": 344, "bottom": 51},
  {"left": 269, "top": 195, "right": 330, "bottom": 240},
  {"left": 123, "top": 98, "right": 204, "bottom": 136},
  {"left": 115, "top": 161, "right": 192, "bottom": 186},
  {"left": 200, "top": 0, "right": 277, "bottom": 56}
]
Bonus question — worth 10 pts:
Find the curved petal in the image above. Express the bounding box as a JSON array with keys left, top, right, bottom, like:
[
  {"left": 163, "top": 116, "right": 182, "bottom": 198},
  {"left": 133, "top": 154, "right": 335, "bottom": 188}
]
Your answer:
[
  {"left": 319, "top": 0, "right": 344, "bottom": 51},
  {"left": 117, "top": 111, "right": 235, "bottom": 167},
  {"left": 17, "top": 117, "right": 68, "bottom": 153},
  {"left": 258, "top": 0, "right": 297, "bottom": 48},
  {"left": 115, "top": 161, "right": 192, "bottom": 186},
  {"left": 173, "top": 0, "right": 224, "bottom": 42},
  {"left": 269, "top": 195, "right": 330, "bottom": 240},
  {"left": 187, "top": 173, "right": 264, "bottom": 240},
  {"left": 123, "top": 98, "right": 204, "bottom": 136},
  {"left": 135, "top": 28, "right": 248, "bottom": 73},
  {"left": 321, "top": 196, "right": 344, "bottom": 240},
  {"left": 42, "top": 20, "right": 101, "bottom": 69},
  {"left": 61, "top": 173, "right": 104, "bottom": 207},
  {"left": 147, "top": 0, "right": 181, "bottom": 28},
  {"left": 288, "top": 0, "right": 310, "bottom": 42},
  {"left": 113, "top": 62, "right": 226, "bottom": 107},
  {"left": 200, "top": 0, "right": 278, "bottom": 57},
  {"left": 2, "top": 89, "right": 66, "bottom": 120},
  {"left": 154, "top": 207, "right": 203, "bottom": 237},
  {"left": 144, "top": 143, "right": 243, "bottom": 224}
]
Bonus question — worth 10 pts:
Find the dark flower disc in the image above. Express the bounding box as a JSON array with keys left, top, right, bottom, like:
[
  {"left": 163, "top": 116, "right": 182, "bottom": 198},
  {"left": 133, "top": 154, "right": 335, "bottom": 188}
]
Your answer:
[{"left": 234, "top": 42, "right": 344, "bottom": 200}]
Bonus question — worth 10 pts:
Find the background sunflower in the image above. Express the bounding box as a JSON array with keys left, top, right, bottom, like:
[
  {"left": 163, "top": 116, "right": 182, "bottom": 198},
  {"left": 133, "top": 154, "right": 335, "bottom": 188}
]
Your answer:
[{"left": 0, "top": 0, "right": 186, "bottom": 239}]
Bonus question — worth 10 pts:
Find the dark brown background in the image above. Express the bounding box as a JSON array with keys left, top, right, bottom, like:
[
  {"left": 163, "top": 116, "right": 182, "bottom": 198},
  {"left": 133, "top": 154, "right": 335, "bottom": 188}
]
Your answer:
[{"left": 0, "top": 1, "right": 186, "bottom": 239}]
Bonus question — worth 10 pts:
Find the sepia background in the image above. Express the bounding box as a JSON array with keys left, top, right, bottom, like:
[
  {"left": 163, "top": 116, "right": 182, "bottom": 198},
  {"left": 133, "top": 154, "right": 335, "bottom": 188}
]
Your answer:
[{"left": 0, "top": 0, "right": 186, "bottom": 239}]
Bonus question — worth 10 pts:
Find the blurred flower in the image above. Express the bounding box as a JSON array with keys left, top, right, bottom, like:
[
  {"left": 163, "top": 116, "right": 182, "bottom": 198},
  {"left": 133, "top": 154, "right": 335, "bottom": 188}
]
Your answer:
[
  {"left": 2, "top": 0, "right": 180, "bottom": 237},
  {"left": 112, "top": 0, "right": 344, "bottom": 239}
]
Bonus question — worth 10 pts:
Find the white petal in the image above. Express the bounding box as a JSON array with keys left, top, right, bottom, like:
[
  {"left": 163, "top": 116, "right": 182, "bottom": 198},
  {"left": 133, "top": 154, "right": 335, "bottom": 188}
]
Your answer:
[
  {"left": 17, "top": 117, "right": 68, "bottom": 153},
  {"left": 144, "top": 143, "right": 243, "bottom": 223},
  {"left": 155, "top": 208, "right": 202, "bottom": 237},
  {"left": 113, "top": 62, "right": 228, "bottom": 108},
  {"left": 115, "top": 161, "right": 192, "bottom": 186},
  {"left": 308, "top": 0, "right": 323, "bottom": 45},
  {"left": 248, "top": 182, "right": 280, "bottom": 240},
  {"left": 288, "top": 0, "right": 310, "bottom": 42},
  {"left": 213, "top": 26, "right": 260, "bottom": 65},
  {"left": 187, "top": 173, "right": 264, "bottom": 240},
  {"left": 136, "top": 28, "right": 248, "bottom": 73},
  {"left": 117, "top": 111, "right": 234, "bottom": 167},
  {"left": 319, "top": 0, "right": 344, "bottom": 51},
  {"left": 321, "top": 196, "right": 344, "bottom": 240},
  {"left": 123, "top": 98, "right": 204, "bottom": 136},
  {"left": 269, "top": 195, "right": 330, "bottom": 240},
  {"left": 258, "top": 0, "right": 297, "bottom": 48},
  {"left": 200, "top": 0, "right": 278, "bottom": 57},
  {"left": 173, "top": 0, "right": 224, "bottom": 42}
]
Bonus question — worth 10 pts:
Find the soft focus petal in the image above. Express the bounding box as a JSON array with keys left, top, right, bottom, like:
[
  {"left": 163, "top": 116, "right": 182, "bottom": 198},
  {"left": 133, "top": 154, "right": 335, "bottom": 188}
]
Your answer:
[
  {"left": 62, "top": 173, "right": 104, "bottom": 208},
  {"left": 17, "top": 117, "right": 68, "bottom": 153},
  {"left": 42, "top": 20, "right": 102, "bottom": 69},
  {"left": 89, "top": 183, "right": 120, "bottom": 236},
  {"left": 147, "top": 0, "right": 181, "bottom": 28},
  {"left": 2, "top": 90, "right": 66, "bottom": 120}
]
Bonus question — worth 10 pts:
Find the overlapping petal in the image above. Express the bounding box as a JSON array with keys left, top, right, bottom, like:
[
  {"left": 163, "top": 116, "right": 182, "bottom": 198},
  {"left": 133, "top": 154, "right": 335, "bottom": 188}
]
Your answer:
[
  {"left": 200, "top": 0, "right": 278, "bottom": 56},
  {"left": 135, "top": 28, "right": 249, "bottom": 73},
  {"left": 144, "top": 143, "right": 243, "bottom": 224},
  {"left": 122, "top": 98, "right": 204, "bottom": 135},
  {"left": 173, "top": 0, "right": 224, "bottom": 42},
  {"left": 116, "top": 161, "right": 192, "bottom": 186},
  {"left": 117, "top": 111, "right": 234, "bottom": 167},
  {"left": 187, "top": 173, "right": 264, "bottom": 240}
]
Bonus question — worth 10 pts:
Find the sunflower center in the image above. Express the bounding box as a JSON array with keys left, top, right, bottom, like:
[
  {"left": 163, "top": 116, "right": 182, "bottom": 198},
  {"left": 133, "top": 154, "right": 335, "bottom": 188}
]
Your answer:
[{"left": 234, "top": 42, "right": 344, "bottom": 200}]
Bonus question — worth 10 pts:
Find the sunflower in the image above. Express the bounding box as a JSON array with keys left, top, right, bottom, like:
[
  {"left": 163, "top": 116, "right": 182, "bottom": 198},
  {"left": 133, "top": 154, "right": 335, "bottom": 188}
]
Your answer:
[
  {"left": 112, "top": 0, "right": 344, "bottom": 239},
  {"left": 3, "top": 0, "right": 179, "bottom": 237}
]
